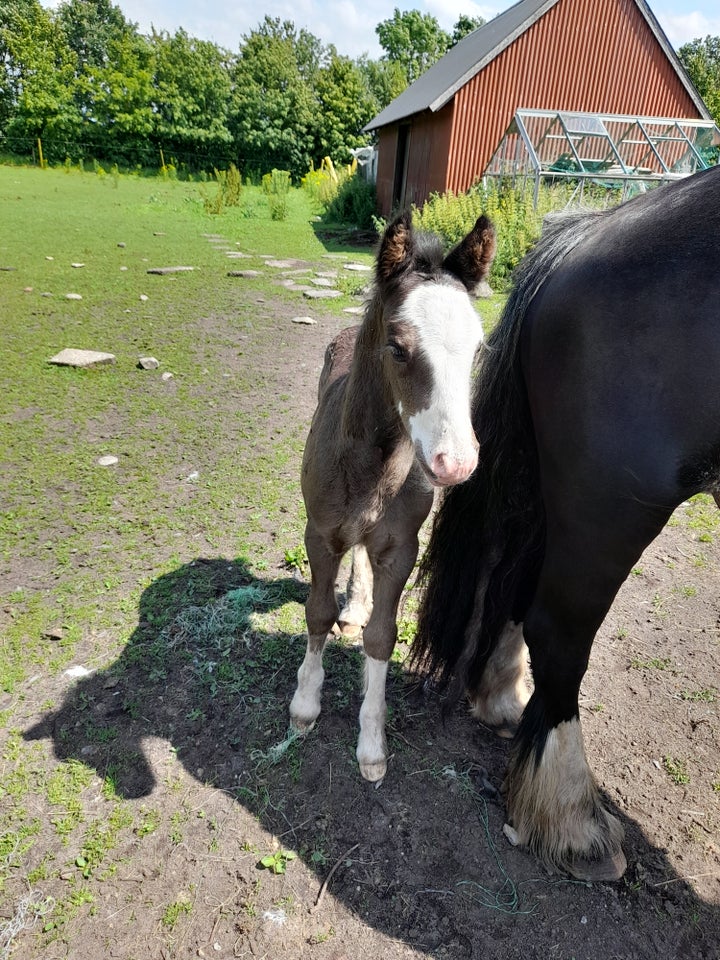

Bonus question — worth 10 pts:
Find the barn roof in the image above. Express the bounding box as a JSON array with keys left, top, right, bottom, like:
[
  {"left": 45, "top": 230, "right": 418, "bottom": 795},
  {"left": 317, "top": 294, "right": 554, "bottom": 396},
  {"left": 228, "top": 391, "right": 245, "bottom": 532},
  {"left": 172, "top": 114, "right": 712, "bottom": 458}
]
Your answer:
[{"left": 364, "top": 0, "right": 710, "bottom": 132}]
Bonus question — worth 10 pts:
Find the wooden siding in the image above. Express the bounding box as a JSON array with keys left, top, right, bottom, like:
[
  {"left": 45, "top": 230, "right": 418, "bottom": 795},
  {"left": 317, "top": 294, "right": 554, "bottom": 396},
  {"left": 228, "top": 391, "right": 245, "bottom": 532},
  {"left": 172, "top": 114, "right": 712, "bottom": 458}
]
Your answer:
[
  {"left": 375, "top": 105, "right": 454, "bottom": 215},
  {"left": 446, "top": 0, "right": 702, "bottom": 194}
]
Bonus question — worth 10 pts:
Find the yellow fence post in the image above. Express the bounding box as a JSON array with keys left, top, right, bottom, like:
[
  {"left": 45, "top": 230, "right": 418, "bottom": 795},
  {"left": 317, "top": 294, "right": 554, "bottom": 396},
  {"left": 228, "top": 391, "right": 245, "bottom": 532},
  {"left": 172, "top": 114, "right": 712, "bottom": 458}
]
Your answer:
[{"left": 37, "top": 138, "right": 45, "bottom": 169}]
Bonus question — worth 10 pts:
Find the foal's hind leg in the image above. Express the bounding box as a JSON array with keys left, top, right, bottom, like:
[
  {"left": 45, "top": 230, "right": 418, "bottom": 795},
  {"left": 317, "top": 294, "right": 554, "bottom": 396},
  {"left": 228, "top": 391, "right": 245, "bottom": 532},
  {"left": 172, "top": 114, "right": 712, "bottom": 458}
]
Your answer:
[
  {"left": 338, "top": 544, "right": 373, "bottom": 637},
  {"left": 356, "top": 533, "right": 420, "bottom": 782},
  {"left": 504, "top": 497, "right": 672, "bottom": 881},
  {"left": 290, "top": 524, "right": 342, "bottom": 732}
]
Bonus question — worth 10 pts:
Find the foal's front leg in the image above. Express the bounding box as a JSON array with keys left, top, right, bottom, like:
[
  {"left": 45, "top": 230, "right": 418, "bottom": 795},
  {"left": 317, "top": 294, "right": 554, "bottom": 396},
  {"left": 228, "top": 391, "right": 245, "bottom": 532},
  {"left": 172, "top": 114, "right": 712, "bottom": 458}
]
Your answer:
[
  {"left": 356, "top": 535, "right": 419, "bottom": 782},
  {"left": 290, "top": 524, "right": 341, "bottom": 731}
]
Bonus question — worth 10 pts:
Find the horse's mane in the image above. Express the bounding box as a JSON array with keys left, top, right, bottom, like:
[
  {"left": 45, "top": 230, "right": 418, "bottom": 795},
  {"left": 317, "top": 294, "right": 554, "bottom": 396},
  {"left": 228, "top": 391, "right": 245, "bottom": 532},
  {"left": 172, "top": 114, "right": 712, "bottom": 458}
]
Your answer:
[{"left": 413, "top": 205, "right": 607, "bottom": 693}]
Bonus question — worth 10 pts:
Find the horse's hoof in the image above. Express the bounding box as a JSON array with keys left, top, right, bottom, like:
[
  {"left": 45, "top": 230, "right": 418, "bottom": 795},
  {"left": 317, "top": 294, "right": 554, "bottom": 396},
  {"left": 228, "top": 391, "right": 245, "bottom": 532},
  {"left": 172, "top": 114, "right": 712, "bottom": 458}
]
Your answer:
[
  {"left": 338, "top": 621, "right": 362, "bottom": 638},
  {"left": 568, "top": 849, "right": 627, "bottom": 882},
  {"left": 359, "top": 760, "right": 387, "bottom": 783},
  {"left": 492, "top": 721, "right": 518, "bottom": 739},
  {"left": 289, "top": 716, "right": 316, "bottom": 735}
]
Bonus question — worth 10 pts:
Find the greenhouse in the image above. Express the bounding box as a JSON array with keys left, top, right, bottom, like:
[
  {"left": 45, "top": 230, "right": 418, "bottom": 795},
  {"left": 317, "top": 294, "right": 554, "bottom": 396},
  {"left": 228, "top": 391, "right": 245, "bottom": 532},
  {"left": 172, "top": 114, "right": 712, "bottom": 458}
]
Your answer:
[{"left": 483, "top": 109, "right": 720, "bottom": 204}]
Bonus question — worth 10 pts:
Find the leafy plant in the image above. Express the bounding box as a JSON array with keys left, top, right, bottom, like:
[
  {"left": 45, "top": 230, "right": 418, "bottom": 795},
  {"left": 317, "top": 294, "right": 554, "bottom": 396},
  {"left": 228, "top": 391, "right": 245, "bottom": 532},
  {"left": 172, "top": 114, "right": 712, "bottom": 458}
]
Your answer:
[
  {"left": 258, "top": 849, "right": 297, "bottom": 874},
  {"left": 262, "top": 169, "right": 292, "bottom": 221},
  {"left": 284, "top": 544, "right": 308, "bottom": 572}
]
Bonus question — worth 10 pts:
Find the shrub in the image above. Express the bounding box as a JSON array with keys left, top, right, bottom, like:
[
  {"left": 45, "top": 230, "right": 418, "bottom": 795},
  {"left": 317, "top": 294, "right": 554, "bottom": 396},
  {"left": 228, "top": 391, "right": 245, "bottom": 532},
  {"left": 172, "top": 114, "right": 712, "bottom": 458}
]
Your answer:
[
  {"left": 412, "top": 180, "right": 580, "bottom": 287},
  {"left": 262, "top": 169, "right": 292, "bottom": 221},
  {"left": 323, "top": 173, "right": 377, "bottom": 231}
]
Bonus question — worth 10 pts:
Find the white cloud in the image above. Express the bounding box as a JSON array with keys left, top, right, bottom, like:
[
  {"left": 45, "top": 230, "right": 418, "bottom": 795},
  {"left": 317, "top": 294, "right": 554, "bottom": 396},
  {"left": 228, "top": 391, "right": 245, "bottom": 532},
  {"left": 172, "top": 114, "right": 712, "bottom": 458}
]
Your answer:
[{"left": 655, "top": 10, "right": 720, "bottom": 47}]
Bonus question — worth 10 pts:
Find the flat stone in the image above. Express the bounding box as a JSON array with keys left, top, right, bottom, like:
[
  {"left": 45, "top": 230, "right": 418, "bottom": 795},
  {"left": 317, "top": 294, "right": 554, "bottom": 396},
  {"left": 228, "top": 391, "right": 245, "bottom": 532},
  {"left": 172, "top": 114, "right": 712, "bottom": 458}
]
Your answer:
[
  {"left": 310, "top": 278, "right": 335, "bottom": 287},
  {"left": 65, "top": 293, "right": 83, "bottom": 300},
  {"left": 291, "top": 316, "right": 317, "bottom": 325},
  {"left": 264, "top": 259, "right": 311, "bottom": 270},
  {"left": 343, "top": 306, "right": 365, "bottom": 315},
  {"left": 48, "top": 348, "right": 115, "bottom": 368},
  {"left": 97, "top": 455, "right": 119, "bottom": 466},
  {"left": 225, "top": 251, "right": 252, "bottom": 259},
  {"left": 303, "top": 289, "right": 342, "bottom": 300},
  {"left": 227, "top": 270, "right": 261, "bottom": 278},
  {"left": 146, "top": 266, "right": 194, "bottom": 275},
  {"left": 343, "top": 263, "right": 372, "bottom": 272},
  {"left": 0, "top": 266, "right": 17, "bottom": 271},
  {"left": 137, "top": 356, "right": 160, "bottom": 370},
  {"left": 71, "top": 262, "right": 85, "bottom": 268}
]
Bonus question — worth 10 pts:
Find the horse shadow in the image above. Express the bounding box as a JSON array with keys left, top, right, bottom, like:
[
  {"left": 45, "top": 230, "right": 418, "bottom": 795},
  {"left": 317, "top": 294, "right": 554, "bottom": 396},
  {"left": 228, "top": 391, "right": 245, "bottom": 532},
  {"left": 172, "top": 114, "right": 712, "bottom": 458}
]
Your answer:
[{"left": 25, "top": 557, "right": 720, "bottom": 958}]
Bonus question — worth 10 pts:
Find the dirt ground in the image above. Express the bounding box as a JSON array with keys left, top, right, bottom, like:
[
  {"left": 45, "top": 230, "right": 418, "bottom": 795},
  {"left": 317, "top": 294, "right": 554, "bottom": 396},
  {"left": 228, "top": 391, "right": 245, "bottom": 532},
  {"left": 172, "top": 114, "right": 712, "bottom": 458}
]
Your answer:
[{"left": 4, "top": 256, "right": 720, "bottom": 960}]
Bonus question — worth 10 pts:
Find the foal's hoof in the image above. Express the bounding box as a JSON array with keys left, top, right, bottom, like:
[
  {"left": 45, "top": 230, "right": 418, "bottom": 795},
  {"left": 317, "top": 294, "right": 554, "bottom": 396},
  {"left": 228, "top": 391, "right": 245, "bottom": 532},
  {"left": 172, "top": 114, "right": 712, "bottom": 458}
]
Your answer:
[
  {"left": 568, "top": 849, "right": 628, "bottom": 882},
  {"left": 289, "top": 716, "right": 316, "bottom": 735},
  {"left": 338, "top": 620, "right": 362, "bottom": 639},
  {"left": 359, "top": 759, "right": 387, "bottom": 783}
]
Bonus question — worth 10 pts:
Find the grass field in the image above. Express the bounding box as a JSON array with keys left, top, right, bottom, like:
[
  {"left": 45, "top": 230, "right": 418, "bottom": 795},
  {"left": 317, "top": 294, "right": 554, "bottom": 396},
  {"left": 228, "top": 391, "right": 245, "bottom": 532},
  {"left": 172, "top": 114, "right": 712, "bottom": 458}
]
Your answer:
[{"left": 2, "top": 164, "right": 718, "bottom": 960}]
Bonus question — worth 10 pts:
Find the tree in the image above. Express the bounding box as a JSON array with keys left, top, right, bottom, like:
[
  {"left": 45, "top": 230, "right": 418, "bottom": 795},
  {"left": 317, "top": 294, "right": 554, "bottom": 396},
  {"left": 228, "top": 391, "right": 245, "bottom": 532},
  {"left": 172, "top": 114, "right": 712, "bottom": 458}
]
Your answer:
[
  {"left": 0, "top": 0, "right": 80, "bottom": 150},
  {"left": 450, "top": 14, "right": 486, "bottom": 46},
  {"left": 678, "top": 35, "right": 720, "bottom": 126},
  {"left": 229, "top": 17, "right": 319, "bottom": 180},
  {"left": 55, "top": 0, "right": 153, "bottom": 160},
  {"left": 314, "top": 51, "right": 374, "bottom": 162},
  {"left": 357, "top": 54, "right": 408, "bottom": 111},
  {"left": 151, "top": 28, "right": 233, "bottom": 164},
  {"left": 375, "top": 8, "right": 450, "bottom": 84}
]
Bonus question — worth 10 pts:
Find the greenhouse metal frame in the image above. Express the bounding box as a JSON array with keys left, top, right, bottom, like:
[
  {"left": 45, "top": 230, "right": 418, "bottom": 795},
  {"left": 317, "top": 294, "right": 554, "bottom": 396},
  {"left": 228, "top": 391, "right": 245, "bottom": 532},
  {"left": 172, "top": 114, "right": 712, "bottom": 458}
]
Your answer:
[{"left": 483, "top": 109, "right": 720, "bottom": 204}]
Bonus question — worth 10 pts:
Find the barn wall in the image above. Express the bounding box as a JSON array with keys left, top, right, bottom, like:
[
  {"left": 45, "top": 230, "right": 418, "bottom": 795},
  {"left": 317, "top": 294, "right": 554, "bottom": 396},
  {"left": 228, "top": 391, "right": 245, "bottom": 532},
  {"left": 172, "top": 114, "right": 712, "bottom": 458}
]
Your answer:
[
  {"left": 403, "top": 106, "right": 454, "bottom": 209},
  {"left": 375, "top": 106, "right": 455, "bottom": 216},
  {"left": 444, "top": 0, "right": 703, "bottom": 194},
  {"left": 375, "top": 127, "right": 398, "bottom": 216}
]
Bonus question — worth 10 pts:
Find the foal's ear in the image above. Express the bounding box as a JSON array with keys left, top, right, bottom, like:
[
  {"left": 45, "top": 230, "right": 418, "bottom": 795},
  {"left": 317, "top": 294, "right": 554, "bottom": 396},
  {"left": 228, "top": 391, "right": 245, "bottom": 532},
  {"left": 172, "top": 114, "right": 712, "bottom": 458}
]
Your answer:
[
  {"left": 442, "top": 214, "right": 496, "bottom": 293},
  {"left": 376, "top": 210, "right": 416, "bottom": 285}
]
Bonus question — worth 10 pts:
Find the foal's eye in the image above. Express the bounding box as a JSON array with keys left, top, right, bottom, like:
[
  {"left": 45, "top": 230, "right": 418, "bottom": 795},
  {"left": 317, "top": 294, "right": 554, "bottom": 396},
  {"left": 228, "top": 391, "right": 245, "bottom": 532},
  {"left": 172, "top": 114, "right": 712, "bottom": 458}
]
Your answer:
[{"left": 387, "top": 342, "right": 409, "bottom": 363}]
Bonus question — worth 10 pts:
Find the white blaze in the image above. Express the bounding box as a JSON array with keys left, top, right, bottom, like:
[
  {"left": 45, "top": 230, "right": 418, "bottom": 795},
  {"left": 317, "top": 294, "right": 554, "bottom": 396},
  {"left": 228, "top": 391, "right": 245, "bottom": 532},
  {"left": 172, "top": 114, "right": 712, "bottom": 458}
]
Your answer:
[{"left": 399, "top": 283, "right": 483, "bottom": 470}]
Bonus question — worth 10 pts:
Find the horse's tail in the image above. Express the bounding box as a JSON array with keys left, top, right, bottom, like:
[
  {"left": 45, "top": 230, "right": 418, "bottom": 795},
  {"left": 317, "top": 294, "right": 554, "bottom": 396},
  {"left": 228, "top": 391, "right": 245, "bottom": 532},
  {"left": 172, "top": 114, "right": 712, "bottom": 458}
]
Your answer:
[{"left": 413, "top": 212, "right": 597, "bottom": 700}]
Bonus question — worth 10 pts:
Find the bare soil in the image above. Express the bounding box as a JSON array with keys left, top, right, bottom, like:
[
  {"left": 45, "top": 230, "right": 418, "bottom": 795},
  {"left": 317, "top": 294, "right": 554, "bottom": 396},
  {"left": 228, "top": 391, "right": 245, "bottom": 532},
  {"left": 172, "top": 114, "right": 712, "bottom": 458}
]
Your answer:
[{"left": 4, "top": 260, "right": 720, "bottom": 960}]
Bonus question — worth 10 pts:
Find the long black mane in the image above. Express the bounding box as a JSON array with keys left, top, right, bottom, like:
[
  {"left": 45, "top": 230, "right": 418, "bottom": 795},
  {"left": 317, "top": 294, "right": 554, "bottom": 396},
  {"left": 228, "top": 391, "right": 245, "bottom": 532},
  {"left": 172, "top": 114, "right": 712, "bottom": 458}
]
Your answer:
[{"left": 412, "top": 208, "right": 605, "bottom": 696}]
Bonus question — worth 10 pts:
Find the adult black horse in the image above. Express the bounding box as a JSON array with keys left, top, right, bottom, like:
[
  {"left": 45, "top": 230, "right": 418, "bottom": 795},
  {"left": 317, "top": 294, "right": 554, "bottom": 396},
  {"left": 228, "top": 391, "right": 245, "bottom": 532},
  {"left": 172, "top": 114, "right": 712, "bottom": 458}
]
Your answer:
[{"left": 413, "top": 164, "right": 720, "bottom": 882}]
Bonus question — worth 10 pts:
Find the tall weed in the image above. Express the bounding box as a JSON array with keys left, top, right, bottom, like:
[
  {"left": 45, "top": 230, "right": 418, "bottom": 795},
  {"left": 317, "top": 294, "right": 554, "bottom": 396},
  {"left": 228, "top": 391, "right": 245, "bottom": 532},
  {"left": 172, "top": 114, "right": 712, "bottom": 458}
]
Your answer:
[{"left": 262, "top": 169, "right": 292, "bottom": 221}]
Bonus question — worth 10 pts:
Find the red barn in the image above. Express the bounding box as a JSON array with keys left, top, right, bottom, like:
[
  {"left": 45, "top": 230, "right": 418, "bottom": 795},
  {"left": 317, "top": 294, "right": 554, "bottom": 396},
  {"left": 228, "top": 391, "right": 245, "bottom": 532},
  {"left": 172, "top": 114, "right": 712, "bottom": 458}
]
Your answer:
[{"left": 365, "top": 0, "right": 712, "bottom": 215}]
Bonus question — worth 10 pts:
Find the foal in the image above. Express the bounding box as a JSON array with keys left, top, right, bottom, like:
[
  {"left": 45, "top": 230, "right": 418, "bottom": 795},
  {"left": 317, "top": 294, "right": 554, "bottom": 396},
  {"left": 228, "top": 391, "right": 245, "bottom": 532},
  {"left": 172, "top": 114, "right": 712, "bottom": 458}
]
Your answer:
[{"left": 290, "top": 211, "right": 496, "bottom": 781}]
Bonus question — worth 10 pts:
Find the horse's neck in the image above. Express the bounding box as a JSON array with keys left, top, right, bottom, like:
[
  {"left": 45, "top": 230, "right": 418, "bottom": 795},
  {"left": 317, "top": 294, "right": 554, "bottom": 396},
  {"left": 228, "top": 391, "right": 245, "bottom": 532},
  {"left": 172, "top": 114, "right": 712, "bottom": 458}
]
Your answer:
[{"left": 341, "top": 318, "right": 410, "bottom": 470}]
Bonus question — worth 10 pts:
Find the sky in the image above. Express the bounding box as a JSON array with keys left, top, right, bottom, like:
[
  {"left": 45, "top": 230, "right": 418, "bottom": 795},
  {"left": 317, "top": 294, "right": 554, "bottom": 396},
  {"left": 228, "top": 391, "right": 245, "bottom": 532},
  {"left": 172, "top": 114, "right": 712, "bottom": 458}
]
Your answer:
[{"left": 42, "top": 1, "right": 720, "bottom": 59}]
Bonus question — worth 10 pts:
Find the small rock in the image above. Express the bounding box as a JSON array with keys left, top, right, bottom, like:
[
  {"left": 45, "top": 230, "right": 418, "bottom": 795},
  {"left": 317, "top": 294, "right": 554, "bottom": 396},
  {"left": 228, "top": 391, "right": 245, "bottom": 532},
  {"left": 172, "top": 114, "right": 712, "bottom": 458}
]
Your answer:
[
  {"left": 344, "top": 262, "right": 372, "bottom": 272},
  {"left": 225, "top": 251, "right": 252, "bottom": 259},
  {"left": 97, "top": 455, "right": 119, "bottom": 467},
  {"left": 117, "top": 242, "right": 126, "bottom": 248},
  {"left": 64, "top": 665, "right": 92, "bottom": 679},
  {"left": 137, "top": 356, "right": 160, "bottom": 370},
  {"left": 49, "top": 348, "right": 115, "bottom": 367},
  {"left": 23, "top": 287, "right": 33, "bottom": 293},
  {"left": 71, "top": 262, "right": 85, "bottom": 268},
  {"left": 120, "top": 266, "right": 128, "bottom": 271},
  {"left": 0, "top": 266, "right": 18, "bottom": 271},
  {"left": 65, "top": 293, "right": 83, "bottom": 300},
  {"left": 503, "top": 823, "right": 520, "bottom": 846},
  {"left": 41, "top": 292, "right": 53, "bottom": 297},
  {"left": 45, "top": 256, "right": 54, "bottom": 261},
  {"left": 161, "top": 371, "right": 174, "bottom": 381},
  {"left": 139, "top": 294, "right": 149, "bottom": 302},
  {"left": 343, "top": 306, "right": 365, "bottom": 315},
  {"left": 44, "top": 628, "right": 64, "bottom": 641},
  {"left": 291, "top": 316, "right": 317, "bottom": 325},
  {"left": 186, "top": 470, "right": 200, "bottom": 483},
  {"left": 227, "top": 270, "right": 261, "bottom": 278}
]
